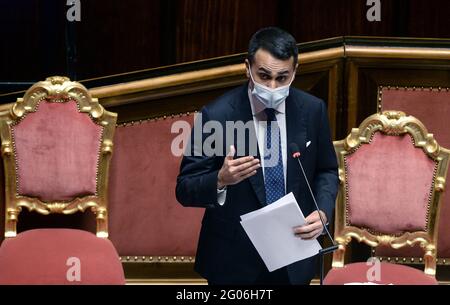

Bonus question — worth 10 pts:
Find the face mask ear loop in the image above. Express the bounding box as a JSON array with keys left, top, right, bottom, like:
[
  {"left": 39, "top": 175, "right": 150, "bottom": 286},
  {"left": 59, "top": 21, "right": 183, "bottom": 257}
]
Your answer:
[{"left": 247, "top": 63, "right": 257, "bottom": 86}]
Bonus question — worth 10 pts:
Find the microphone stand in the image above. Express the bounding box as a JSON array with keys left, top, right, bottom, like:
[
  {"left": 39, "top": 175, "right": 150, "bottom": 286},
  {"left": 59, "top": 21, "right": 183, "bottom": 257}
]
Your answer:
[
  {"left": 318, "top": 244, "right": 339, "bottom": 285},
  {"left": 292, "top": 149, "right": 338, "bottom": 285}
]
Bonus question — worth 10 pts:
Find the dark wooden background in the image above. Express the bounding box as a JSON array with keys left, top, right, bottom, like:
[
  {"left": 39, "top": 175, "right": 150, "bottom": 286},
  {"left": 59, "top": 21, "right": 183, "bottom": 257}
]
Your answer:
[{"left": 1, "top": 0, "right": 450, "bottom": 88}]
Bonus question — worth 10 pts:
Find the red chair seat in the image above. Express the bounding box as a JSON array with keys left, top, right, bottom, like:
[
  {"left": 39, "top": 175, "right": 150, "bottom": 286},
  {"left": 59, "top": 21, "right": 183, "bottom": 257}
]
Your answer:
[
  {"left": 324, "top": 262, "right": 437, "bottom": 285},
  {"left": 0, "top": 229, "right": 125, "bottom": 285}
]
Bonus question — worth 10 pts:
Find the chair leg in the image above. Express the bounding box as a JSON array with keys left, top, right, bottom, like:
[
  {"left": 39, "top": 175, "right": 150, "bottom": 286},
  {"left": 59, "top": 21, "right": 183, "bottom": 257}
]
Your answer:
[
  {"left": 95, "top": 208, "right": 108, "bottom": 238},
  {"left": 331, "top": 244, "right": 346, "bottom": 268},
  {"left": 5, "top": 208, "right": 19, "bottom": 237},
  {"left": 424, "top": 248, "right": 437, "bottom": 276}
]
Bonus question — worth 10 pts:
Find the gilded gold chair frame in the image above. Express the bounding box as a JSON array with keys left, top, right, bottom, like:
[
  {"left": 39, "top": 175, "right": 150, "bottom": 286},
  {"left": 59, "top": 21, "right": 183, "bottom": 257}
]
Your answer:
[
  {"left": 0, "top": 76, "right": 117, "bottom": 239},
  {"left": 332, "top": 111, "right": 450, "bottom": 276}
]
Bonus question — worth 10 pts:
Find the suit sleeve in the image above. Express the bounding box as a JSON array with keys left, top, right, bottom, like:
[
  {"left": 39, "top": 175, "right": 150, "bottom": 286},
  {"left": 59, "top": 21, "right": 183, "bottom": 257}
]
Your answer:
[
  {"left": 175, "top": 107, "right": 223, "bottom": 208},
  {"left": 313, "top": 101, "right": 339, "bottom": 223}
]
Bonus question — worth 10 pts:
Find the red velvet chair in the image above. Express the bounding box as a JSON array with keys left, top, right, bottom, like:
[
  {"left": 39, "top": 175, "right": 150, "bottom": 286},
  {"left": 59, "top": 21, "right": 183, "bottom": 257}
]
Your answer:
[
  {"left": 324, "top": 111, "right": 450, "bottom": 285},
  {"left": 0, "top": 76, "right": 125, "bottom": 284},
  {"left": 375, "top": 86, "right": 450, "bottom": 264}
]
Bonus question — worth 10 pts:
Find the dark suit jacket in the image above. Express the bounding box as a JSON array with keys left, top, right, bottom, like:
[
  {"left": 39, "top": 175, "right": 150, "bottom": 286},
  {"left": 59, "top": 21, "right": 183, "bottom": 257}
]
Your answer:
[{"left": 176, "top": 83, "right": 338, "bottom": 284}]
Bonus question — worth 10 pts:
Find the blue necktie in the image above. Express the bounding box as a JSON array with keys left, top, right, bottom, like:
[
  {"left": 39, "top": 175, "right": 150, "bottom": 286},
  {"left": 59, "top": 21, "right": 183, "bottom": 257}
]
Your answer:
[{"left": 264, "top": 108, "right": 285, "bottom": 204}]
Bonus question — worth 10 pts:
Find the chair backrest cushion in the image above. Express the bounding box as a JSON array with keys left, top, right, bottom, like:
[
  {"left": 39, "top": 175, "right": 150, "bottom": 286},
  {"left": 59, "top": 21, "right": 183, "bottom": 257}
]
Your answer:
[
  {"left": 345, "top": 132, "right": 436, "bottom": 234},
  {"left": 12, "top": 99, "right": 102, "bottom": 201},
  {"left": 108, "top": 114, "right": 204, "bottom": 256}
]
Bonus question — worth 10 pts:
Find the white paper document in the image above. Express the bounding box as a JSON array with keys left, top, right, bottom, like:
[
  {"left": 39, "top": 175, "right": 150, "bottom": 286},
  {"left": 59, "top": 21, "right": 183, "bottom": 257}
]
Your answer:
[{"left": 240, "top": 192, "right": 322, "bottom": 272}]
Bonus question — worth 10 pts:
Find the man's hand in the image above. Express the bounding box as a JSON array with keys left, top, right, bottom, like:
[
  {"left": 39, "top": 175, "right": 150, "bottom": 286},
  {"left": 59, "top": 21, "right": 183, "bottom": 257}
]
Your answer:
[
  {"left": 217, "top": 145, "right": 260, "bottom": 189},
  {"left": 293, "top": 210, "right": 327, "bottom": 240}
]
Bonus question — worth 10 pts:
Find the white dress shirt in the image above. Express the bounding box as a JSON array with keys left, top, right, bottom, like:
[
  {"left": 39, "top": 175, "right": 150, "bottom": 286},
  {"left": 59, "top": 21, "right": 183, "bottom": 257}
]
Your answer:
[{"left": 217, "top": 88, "right": 288, "bottom": 205}]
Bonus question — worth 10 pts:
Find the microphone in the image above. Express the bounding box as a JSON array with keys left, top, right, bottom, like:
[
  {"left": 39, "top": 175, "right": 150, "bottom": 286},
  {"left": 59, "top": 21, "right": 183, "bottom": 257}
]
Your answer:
[{"left": 289, "top": 142, "right": 338, "bottom": 285}]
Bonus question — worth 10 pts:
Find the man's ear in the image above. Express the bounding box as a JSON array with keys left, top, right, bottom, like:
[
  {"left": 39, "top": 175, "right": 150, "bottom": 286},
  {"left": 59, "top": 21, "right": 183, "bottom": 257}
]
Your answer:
[{"left": 244, "top": 59, "right": 250, "bottom": 79}]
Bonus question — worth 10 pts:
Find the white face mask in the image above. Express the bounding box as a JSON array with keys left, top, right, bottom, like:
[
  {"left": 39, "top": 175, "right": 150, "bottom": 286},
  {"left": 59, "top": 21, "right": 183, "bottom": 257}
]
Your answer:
[{"left": 248, "top": 66, "right": 295, "bottom": 109}]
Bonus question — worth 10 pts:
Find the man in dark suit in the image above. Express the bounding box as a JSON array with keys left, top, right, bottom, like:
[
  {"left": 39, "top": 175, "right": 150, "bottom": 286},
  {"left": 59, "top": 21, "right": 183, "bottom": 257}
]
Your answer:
[{"left": 176, "top": 27, "right": 338, "bottom": 285}]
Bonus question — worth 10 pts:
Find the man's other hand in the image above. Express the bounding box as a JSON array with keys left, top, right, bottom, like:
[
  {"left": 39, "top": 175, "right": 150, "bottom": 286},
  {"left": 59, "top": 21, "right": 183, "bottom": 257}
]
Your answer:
[{"left": 293, "top": 210, "right": 327, "bottom": 240}]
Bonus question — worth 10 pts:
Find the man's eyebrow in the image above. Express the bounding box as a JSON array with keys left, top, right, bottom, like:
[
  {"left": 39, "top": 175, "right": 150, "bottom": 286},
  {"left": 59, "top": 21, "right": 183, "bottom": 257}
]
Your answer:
[
  {"left": 257, "top": 67, "right": 290, "bottom": 76},
  {"left": 277, "top": 70, "right": 289, "bottom": 76},
  {"left": 257, "top": 67, "right": 272, "bottom": 75}
]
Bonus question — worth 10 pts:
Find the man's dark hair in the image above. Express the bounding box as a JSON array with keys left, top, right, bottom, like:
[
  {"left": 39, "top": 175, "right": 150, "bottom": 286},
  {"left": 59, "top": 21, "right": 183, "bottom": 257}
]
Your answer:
[{"left": 247, "top": 27, "right": 298, "bottom": 67}]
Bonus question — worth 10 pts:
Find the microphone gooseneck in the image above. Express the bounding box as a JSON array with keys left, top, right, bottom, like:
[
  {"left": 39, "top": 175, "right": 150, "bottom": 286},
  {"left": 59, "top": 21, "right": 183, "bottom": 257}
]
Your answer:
[
  {"left": 289, "top": 142, "right": 338, "bottom": 285},
  {"left": 288, "top": 143, "right": 336, "bottom": 247}
]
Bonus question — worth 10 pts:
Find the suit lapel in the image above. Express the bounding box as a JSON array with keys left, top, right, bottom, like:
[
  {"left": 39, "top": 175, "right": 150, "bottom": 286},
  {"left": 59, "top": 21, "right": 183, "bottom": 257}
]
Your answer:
[
  {"left": 286, "top": 92, "right": 307, "bottom": 195},
  {"left": 231, "top": 85, "right": 266, "bottom": 206}
]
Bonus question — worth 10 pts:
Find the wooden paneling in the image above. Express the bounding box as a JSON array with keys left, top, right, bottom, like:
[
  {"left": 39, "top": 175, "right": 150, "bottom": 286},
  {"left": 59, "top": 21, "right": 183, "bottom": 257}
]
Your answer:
[
  {"left": 348, "top": 61, "right": 450, "bottom": 132},
  {"left": 407, "top": 0, "right": 450, "bottom": 38},
  {"left": 2, "top": 0, "right": 450, "bottom": 89},
  {"left": 0, "top": 1, "right": 67, "bottom": 82},
  {"left": 74, "top": 1, "right": 162, "bottom": 80},
  {"left": 175, "top": 0, "right": 277, "bottom": 62},
  {"left": 289, "top": 0, "right": 397, "bottom": 42}
]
